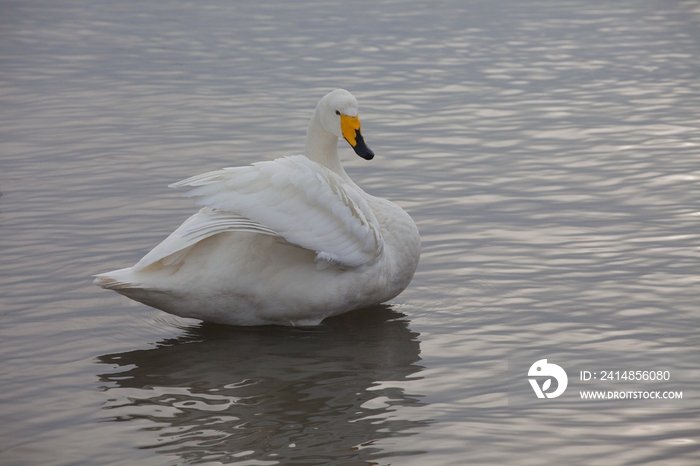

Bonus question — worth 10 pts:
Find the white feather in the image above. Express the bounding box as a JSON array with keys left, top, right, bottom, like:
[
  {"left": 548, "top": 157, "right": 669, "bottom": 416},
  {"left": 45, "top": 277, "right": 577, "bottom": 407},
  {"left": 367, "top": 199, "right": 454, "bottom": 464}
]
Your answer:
[
  {"left": 170, "top": 155, "right": 383, "bottom": 268},
  {"left": 132, "top": 208, "right": 277, "bottom": 271}
]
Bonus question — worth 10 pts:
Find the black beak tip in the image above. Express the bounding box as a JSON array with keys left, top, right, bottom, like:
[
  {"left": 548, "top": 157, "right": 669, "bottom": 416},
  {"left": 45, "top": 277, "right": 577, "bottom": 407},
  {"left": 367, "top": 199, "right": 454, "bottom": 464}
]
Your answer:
[
  {"left": 356, "top": 145, "right": 375, "bottom": 160},
  {"left": 351, "top": 130, "right": 374, "bottom": 160}
]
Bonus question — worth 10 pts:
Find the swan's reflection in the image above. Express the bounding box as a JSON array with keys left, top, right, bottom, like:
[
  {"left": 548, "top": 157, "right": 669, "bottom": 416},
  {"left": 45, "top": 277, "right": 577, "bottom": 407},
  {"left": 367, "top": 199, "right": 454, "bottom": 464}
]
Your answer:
[{"left": 97, "top": 306, "right": 429, "bottom": 464}]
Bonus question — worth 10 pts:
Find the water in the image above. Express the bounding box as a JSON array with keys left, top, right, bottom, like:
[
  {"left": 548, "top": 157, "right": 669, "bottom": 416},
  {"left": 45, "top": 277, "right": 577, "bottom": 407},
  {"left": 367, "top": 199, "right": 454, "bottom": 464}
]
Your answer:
[{"left": 1, "top": 0, "right": 699, "bottom": 464}]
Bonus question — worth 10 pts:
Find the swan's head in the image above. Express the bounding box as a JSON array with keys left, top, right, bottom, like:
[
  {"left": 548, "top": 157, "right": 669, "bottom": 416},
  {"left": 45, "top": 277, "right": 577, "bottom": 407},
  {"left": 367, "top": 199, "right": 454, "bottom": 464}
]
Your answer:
[{"left": 317, "top": 89, "right": 374, "bottom": 160}]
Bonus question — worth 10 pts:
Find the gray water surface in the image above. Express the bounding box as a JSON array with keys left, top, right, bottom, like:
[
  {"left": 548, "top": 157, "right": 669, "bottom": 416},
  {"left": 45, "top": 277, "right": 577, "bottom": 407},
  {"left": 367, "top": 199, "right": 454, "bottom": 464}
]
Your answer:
[{"left": 1, "top": 0, "right": 699, "bottom": 464}]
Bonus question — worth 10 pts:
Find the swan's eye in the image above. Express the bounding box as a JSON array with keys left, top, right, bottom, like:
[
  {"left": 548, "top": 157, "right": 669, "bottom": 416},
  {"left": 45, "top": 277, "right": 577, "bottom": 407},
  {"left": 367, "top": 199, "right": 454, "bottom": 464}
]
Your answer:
[{"left": 335, "top": 110, "right": 341, "bottom": 115}]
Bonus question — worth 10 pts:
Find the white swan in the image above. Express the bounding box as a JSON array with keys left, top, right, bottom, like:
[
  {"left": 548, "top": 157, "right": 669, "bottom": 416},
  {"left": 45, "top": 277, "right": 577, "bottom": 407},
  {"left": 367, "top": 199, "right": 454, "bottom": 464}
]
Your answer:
[{"left": 94, "top": 89, "right": 420, "bottom": 326}]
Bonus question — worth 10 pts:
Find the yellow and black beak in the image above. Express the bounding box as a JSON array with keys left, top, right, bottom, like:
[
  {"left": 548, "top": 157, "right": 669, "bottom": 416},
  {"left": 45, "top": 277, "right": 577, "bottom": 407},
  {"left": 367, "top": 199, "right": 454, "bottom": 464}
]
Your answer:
[{"left": 340, "top": 114, "right": 374, "bottom": 160}]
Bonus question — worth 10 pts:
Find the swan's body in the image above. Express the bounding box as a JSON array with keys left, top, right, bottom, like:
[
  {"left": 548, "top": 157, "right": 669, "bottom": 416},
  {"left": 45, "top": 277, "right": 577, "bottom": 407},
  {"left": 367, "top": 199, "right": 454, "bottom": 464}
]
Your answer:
[{"left": 94, "top": 90, "right": 420, "bottom": 326}]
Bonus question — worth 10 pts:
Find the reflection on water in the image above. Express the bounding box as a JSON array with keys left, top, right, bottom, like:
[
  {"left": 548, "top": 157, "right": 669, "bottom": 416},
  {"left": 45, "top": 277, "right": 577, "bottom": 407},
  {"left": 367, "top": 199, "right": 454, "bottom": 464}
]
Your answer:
[{"left": 97, "top": 307, "right": 429, "bottom": 464}]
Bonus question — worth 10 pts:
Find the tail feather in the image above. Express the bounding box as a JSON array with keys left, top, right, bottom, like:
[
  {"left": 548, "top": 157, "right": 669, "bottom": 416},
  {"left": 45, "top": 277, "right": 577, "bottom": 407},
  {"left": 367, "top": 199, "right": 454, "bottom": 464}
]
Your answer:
[{"left": 93, "top": 268, "right": 141, "bottom": 290}]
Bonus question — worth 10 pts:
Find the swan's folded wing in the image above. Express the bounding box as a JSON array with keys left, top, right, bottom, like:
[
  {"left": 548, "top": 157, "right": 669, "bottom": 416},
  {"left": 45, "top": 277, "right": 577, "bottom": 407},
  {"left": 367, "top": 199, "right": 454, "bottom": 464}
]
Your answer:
[
  {"left": 133, "top": 208, "right": 278, "bottom": 271},
  {"left": 169, "top": 155, "right": 384, "bottom": 268}
]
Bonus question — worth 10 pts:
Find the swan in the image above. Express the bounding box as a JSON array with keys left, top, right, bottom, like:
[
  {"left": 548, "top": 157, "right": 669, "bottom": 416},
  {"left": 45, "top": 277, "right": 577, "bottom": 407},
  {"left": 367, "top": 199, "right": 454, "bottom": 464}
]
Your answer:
[{"left": 94, "top": 89, "right": 420, "bottom": 326}]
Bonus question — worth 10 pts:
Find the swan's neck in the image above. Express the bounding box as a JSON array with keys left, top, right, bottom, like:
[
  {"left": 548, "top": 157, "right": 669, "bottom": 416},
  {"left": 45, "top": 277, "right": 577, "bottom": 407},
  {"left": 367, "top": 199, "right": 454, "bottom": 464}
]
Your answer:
[{"left": 304, "top": 113, "right": 349, "bottom": 180}]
